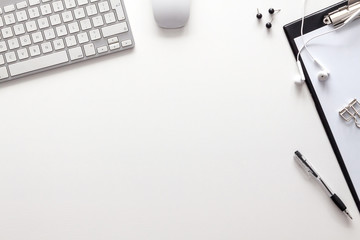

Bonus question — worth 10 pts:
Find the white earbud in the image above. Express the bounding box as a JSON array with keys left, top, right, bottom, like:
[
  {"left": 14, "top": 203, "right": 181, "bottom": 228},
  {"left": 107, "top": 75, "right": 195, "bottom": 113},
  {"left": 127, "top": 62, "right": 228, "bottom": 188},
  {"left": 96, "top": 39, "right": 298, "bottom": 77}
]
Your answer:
[
  {"left": 295, "top": 60, "right": 306, "bottom": 85},
  {"left": 314, "top": 59, "right": 330, "bottom": 81},
  {"left": 294, "top": 75, "right": 304, "bottom": 85},
  {"left": 317, "top": 71, "right": 329, "bottom": 81}
]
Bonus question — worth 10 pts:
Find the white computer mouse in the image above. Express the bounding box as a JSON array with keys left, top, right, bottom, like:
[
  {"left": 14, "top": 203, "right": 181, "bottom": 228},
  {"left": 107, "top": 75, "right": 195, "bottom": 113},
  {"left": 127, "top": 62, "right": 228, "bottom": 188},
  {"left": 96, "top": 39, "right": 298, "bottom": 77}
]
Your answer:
[{"left": 151, "top": 0, "right": 191, "bottom": 29}]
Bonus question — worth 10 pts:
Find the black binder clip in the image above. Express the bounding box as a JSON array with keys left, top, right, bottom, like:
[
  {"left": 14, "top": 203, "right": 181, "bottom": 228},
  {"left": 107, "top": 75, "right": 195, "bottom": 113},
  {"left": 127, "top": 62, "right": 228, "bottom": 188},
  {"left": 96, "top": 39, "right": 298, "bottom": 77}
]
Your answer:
[
  {"left": 324, "top": 0, "right": 360, "bottom": 27},
  {"left": 339, "top": 99, "right": 360, "bottom": 128}
]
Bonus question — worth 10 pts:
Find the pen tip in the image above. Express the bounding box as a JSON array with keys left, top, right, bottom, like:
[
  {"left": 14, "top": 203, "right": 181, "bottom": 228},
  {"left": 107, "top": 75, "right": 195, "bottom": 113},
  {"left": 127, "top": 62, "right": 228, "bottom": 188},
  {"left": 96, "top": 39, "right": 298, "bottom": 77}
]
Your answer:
[{"left": 345, "top": 210, "right": 353, "bottom": 220}]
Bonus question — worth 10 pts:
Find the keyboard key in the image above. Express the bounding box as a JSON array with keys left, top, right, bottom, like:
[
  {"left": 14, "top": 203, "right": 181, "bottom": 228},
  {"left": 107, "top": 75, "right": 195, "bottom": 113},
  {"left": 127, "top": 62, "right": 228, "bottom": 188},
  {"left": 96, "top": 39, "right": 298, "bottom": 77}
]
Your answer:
[
  {"left": 115, "top": 6, "right": 125, "bottom": 20},
  {"left": 69, "top": 46, "right": 84, "bottom": 60},
  {"left": 29, "top": 45, "right": 41, "bottom": 56},
  {"left": 65, "top": 35, "right": 77, "bottom": 47},
  {"left": 121, "top": 39, "right": 132, "bottom": 47},
  {"left": 101, "top": 22, "right": 128, "bottom": 38},
  {"left": 4, "top": 14, "right": 16, "bottom": 25},
  {"left": 62, "top": 11, "right": 73, "bottom": 23},
  {"left": 8, "top": 38, "right": 20, "bottom": 50},
  {"left": 56, "top": 25, "right": 68, "bottom": 36},
  {"left": 109, "top": 42, "right": 120, "bottom": 50},
  {"left": 44, "top": 28, "right": 56, "bottom": 40},
  {"left": 110, "top": 0, "right": 125, "bottom": 20},
  {"left": 32, "top": 32, "right": 43, "bottom": 43},
  {"left": 17, "top": 48, "right": 29, "bottom": 60},
  {"left": 26, "top": 21, "right": 37, "bottom": 32},
  {"left": 5, "top": 52, "right": 17, "bottom": 63},
  {"left": 98, "top": 2, "right": 110, "bottom": 13},
  {"left": 16, "top": 10, "right": 28, "bottom": 22},
  {"left": 40, "top": 4, "right": 52, "bottom": 15},
  {"left": 4, "top": 5, "right": 15, "bottom": 13},
  {"left": 68, "top": 22, "right": 80, "bottom": 33},
  {"left": 14, "top": 24, "right": 26, "bottom": 35},
  {"left": 38, "top": 17, "right": 49, "bottom": 29},
  {"left": 0, "top": 67, "right": 9, "bottom": 80},
  {"left": 28, "top": 7, "right": 40, "bottom": 19},
  {"left": 84, "top": 43, "right": 95, "bottom": 56},
  {"left": 104, "top": 12, "right": 116, "bottom": 24},
  {"left": 108, "top": 37, "right": 118, "bottom": 44},
  {"left": 0, "top": 41, "right": 8, "bottom": 52},
  {"left": 80, "top": 19, "right": 92, "bottom": 30},
  {"left": 74, "top": 8, "right": 86, "bottom": 19},
  {"left": 50, "top": 14, "right": 61, "bottom": 25},
  {"left": 41, "top": 42, "right": 53, "bottom": 53},
  {"left": 29, "top": 0, "right": 41, "bottom": 6},
  {"left": 2, "top": 27, "right": 14, "bottom": 39},
  {"left": 9, "top": 51, "right": 69, "bottom": 76},
  {"left": 52, "top": 1, "right": 64, "bottom": 12},
  {"left": 86, "top": 5, "right": 97, "bottom": 16},
  {"left": 53, "top": 39, "right": 65, "bottom": 50},
  {"left": 89, "top": 29, "right": 101, "bottom": 40},
  {"left": 0, "top": 55, "right": 4, "bottom": 65},
  {"left": 64, "top": 0, "right": 76, "bottom": 9},
  {"left": 19, "top": 35, "right": 31, "bottom": 46},
  {"left": 97, "top": 45, "right": 108, "bottom": 53},
  {"left": 110, "top": 0, "right": 122, "bottom": 8},
  {"left": 92, "top": 16, "right": 104, "bottom": 27},
  {"left": 77, "top": 32, "right": 89, "bottom": 44},
  {"left": 77, "top": 0, "right": 89, "bottom": 6},
  {"left": 16, "top": 1, "right": 28, "bottom": 9}
]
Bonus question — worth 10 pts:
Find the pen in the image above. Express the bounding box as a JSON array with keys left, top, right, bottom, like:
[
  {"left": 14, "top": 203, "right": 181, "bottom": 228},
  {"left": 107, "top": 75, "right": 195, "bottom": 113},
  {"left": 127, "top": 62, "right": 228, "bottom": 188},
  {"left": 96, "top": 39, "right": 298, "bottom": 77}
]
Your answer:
[{"left": 294, "top": 151, "right": 353, "bottom": 220}]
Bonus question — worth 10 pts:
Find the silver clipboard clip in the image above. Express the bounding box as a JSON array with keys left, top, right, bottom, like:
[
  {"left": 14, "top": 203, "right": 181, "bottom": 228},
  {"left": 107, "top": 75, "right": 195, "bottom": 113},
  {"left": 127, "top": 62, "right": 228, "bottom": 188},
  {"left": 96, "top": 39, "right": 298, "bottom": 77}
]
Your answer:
[
  {"left": 324, "top": 0, "right": 360, "bottom": 27},
  {"left": 339, "top": 99, "right": 360, "bottom": 128}
]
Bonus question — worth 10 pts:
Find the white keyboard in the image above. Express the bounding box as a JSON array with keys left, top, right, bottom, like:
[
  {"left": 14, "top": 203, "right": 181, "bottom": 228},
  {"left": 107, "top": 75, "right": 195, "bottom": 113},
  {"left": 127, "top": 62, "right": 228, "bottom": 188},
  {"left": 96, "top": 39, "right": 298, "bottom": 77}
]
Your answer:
[{"left": 0, "top": 0, "right": 134, "bottom": 83}]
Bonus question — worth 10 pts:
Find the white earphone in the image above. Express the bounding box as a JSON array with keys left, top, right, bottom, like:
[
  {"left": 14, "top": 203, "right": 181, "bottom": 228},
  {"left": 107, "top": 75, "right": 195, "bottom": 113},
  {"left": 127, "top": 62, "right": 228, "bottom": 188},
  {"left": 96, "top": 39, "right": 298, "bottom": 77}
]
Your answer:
[
  {"left": 295, "top": 58, "right": 330, "bottom": 84},
  {"left": 314, "top": 59, "right": 329, "bottom": 81},
  {"left": 317, "top": 71, "right": 329, "bottom": 81},
  {"left": 295, "top": 4, "right": 360, "bottom": 85},
  {"left": 295, "top": 60, "right": 305, "bottom": 85}
]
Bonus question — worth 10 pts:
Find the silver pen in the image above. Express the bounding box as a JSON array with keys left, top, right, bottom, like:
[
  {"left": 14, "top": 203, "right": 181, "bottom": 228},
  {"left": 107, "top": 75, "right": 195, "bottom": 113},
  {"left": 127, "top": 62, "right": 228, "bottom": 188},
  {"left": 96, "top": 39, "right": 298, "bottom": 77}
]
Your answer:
[{"left": 294, "top": 151, "right": 353, "bottom": 220}]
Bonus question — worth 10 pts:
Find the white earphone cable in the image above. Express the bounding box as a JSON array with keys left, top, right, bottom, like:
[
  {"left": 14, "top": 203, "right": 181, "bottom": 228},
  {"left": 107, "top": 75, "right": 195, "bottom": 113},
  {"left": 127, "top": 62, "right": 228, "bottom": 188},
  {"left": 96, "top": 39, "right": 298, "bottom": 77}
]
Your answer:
[
  {"left": 296, "top": 0, "right": 351, "bottom": 63},
  {"left": 298, "top": 0, "right": 309, "bottom": 61}
]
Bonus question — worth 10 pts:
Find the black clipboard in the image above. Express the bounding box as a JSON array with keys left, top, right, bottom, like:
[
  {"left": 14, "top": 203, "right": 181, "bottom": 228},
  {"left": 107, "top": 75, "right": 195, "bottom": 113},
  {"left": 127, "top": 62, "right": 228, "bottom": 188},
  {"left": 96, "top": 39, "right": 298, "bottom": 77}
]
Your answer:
[{"left": 283, "top": 0, "right": 360, "bottom": 213}]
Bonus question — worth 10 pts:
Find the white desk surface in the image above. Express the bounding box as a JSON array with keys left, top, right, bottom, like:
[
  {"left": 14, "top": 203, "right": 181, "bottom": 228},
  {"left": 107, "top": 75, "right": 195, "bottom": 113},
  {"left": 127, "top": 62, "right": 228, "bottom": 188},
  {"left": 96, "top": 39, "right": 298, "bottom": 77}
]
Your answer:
[{"left": 1, "top": 0, "right": 359, "bottom": 239}]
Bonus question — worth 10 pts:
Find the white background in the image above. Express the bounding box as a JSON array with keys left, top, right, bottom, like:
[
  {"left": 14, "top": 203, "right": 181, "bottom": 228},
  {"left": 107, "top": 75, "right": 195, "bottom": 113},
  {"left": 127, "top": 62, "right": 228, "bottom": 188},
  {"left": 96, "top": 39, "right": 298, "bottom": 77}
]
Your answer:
[{"left": 1, "top": 0, "right": 360, "bottom": 239}]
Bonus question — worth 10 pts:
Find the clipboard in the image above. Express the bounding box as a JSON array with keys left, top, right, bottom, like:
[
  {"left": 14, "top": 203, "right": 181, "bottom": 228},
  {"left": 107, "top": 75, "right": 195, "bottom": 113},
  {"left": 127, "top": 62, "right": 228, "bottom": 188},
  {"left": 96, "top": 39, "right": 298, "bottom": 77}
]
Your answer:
[{"left": 284, "top": 0, "right": 360, "bottom": 213}]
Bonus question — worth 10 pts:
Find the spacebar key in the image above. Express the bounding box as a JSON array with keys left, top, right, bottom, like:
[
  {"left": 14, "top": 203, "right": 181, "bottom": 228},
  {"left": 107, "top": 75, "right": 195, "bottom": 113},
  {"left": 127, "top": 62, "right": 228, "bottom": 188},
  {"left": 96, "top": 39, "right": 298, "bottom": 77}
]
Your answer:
[{"left": 9, "top": 51, "right": 69, "bottom": 76}]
